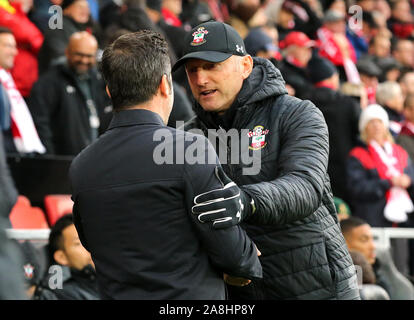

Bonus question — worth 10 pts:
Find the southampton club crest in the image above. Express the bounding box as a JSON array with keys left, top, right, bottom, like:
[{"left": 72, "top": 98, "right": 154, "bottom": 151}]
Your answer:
[
  {"left": 248, "top": 125, "right": 269, "bottom": 150},
  {"left": 23, "top": 263, "right": 34, "bottom": 280},
  {"left": 191, "top": 27, "right": 208, "bottom": 46}
]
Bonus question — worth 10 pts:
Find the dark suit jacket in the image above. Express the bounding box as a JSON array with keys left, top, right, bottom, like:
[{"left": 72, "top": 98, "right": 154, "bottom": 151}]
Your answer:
[{"left": 69, "top": 109, "right": 262, "bottom": 299}]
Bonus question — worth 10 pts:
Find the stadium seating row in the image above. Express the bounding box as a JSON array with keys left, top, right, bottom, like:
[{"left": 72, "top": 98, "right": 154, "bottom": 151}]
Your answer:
[{"left": 9, "top": 194, "right": 73, "bottom": 228}]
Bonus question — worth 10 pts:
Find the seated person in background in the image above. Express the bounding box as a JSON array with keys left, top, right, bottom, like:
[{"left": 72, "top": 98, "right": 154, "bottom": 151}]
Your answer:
[
  {"left": 349, "top": 250, "right": 390, "bottom": 300},
  {"left": 28, "top": 31, "right": 112, "bottom": 156},
  {"left": 341, "top": 216, "right": 414, "bottom": 300},
  {"left": 33, "top": 214, "right": 99, "bottom": 300}
]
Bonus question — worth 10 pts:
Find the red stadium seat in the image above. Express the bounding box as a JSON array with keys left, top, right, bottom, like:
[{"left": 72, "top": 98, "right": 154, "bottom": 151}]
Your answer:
[
  {"left": 44, "top": 194, "right": 73, "bottom": 226},
  {"left": 9, "top": 196, "right": 49, "bottom": 229}
]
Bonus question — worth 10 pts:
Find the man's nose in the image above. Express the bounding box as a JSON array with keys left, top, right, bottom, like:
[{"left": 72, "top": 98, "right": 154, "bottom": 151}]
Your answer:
[
  {"left": 194, "top": 70, "right": 208, "bottom": 86},
  {"left": 369, "top": 239, "right": 376, "bottom": 251}
]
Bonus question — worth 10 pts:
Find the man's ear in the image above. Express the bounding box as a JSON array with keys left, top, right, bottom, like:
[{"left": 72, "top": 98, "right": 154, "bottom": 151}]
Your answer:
[
  {"left": 54, "top": 250, "right": 69, "bottom": 266},
  {"left": 159, "top": 74, "right": 172, "bottom": 97},
  {"left": 241, "top": 55, "right": 253, "bottom": 80},
  {"left": 105, "top": 85, "right": 111, "bottom": 98}
]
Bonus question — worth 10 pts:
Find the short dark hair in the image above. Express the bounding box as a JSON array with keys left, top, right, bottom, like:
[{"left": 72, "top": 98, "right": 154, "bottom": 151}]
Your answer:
[
  {"left": 48, "top": 214, "right": 74, "bottom": 265},
  {"left": 100, "top": 30, "right": 171, "bottom": 110},
  {"left": 0, "top": 27, "right": 13, "bottom": 36},
  {"left": 340, "top": 216, "right": 368, "bottom": 235}
]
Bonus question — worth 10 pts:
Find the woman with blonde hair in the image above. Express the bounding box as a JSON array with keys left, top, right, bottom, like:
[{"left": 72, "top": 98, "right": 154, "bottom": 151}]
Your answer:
[{"left": 346, "top": 104, "right": 414, "bottom": 227}]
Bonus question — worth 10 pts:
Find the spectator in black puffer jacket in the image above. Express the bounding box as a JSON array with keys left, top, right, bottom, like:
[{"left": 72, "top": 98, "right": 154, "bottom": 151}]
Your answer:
[
  {"left": 174, "top": 21, "right": 360, "bottom": 300},
  {"left": 33, "top": 214, "right": 99, "bottom": 300}
]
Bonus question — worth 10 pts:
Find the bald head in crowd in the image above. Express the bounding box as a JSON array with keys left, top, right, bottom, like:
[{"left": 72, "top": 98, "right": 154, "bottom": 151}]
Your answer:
[
  {"left": 399, "top": 72, "right": 414, "bottom": 97},
  {"left": 65, "top": 31, "right": 98, "bottom": 75}
]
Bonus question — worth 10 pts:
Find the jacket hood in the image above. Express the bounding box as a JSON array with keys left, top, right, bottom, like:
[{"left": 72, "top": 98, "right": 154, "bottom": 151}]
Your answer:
[
  {"left": 193, "top": 57, "right": 287, "bottom": 128},
  {"left": 243, "top": 57, "right": 288, "bottom": 105}
]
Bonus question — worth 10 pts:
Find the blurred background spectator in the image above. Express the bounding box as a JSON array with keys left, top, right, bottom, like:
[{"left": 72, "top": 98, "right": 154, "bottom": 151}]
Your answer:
[
  {"left": 341, "top": 217, "right": 414, "bottom": 300},
  {"left": 28, "top": 32, "right": 112, "bottom": 156},
  {"left": 307, "top": 55, "right": 360, "bottom": 202},
  {"left": 37, "top": 0, "right": 102, "bottom": 74},
  {"left": 33, "top": 214, "right": 99, "bottom": 300}
]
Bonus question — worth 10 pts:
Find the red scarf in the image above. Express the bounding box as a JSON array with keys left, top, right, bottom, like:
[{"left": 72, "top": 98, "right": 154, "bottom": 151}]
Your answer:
[
  {"left": 369, "top": 141, "right": 413, "bottom": 223},
  {"left": 0, "top": 68, "right": 45, "bottom": 153},
  {"left": 400, "top": 121, "right": 414, "bottom": 137}
]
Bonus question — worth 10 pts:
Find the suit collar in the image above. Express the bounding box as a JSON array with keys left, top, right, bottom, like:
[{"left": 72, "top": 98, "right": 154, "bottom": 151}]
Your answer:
[{"left": 107, "top": 109, "right": 165, "bottom": 130}]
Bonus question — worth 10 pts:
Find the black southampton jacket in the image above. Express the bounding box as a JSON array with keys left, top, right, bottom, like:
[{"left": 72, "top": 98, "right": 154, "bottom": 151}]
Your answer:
[
  {"left": 184, "top": 57, "right": 360, "bottom": 300},
  {"left": 69, "top": 109, "right": 262, "bottom": 300},
  {"left": 28, "top": 64, "right": 113, "bottom": 156}
]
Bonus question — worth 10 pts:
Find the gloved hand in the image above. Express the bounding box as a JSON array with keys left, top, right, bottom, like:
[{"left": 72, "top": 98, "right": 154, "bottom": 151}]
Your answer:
[{"left": 192, "top": 166, "right": 255, "bottom": 229}]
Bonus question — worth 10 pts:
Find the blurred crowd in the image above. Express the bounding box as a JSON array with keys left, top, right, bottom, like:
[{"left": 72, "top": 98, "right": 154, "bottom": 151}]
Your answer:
[{"left": 3, "top": 0, "right": 414, "bottom": 299}]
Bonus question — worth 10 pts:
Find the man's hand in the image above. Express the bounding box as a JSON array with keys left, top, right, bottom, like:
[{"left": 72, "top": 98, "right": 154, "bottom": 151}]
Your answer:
[
  {"left": 192, "top": 166, "right": 255, "bottom": 229},
  {"left": 223, "top": 246, "right": 261, "bottom": 286},
  {"left": 223, "top": 274, "right": 251, "bottom": 286},
  {"left": 391, "top": 174, "right": 412, "bottom": 189}
]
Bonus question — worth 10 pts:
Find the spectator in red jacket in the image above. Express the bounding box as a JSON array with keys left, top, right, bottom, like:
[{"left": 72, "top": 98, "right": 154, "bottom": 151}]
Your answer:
[
  {"left": 0, "top": 0, "right": 44, "bottom": 97},
  {"left": 161, "top": 0, "right": 182, "bottom": 27},
  {"left": 317, "top": 9, "right": 358, "bottom": 82},
  {"left": 387, "top": 0, "right": 414, "bottom": 39}
]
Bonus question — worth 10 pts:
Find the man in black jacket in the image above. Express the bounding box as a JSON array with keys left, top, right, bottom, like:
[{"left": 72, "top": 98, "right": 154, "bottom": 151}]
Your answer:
[
  {"left": 69, "top": 30, "right": 262, "bottom": 299},
  {"left": 173, "top": 21, "right": 360, "bottom": 299},
  {"left": 307, "top": 56, "right": 361, "bottom": 203},
  {"left": 277, "top": 31, "right": 315, "bottom": 100},
  {"left": 29, "top": 32, "right": 112, "bottom": 156},
  {"left": 37, "top": 0, "right": 102, "bottom": 74}
]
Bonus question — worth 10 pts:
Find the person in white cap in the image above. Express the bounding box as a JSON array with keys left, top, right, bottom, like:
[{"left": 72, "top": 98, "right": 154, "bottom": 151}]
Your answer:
[{"left": 346, "top": 104, "right": 414, "bottom": 228}]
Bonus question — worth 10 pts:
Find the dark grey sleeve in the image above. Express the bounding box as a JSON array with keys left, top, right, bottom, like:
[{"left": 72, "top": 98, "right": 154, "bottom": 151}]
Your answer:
[
  {"left": 0, "top": 133, "right": 18, "bottom": 220},
  {"left": 242, "top": 98, "right": 330, "bottom": 226},
  {"left": 183, "top": 133, "right": 262, "bottom": 279}
]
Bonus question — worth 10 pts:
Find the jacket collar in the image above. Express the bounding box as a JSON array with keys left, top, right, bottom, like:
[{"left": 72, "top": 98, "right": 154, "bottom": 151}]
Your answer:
[{"left": 107, "top": 109, "right": 165, "bottom": 130}]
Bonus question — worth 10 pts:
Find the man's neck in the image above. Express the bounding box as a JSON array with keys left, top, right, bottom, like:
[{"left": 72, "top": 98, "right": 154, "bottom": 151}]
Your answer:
[{"left": 122, "top": 99, "right": 169, "bottom": 125}]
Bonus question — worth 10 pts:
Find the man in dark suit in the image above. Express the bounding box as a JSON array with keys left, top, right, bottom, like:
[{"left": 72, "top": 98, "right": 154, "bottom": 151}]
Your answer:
[{"left": 69, "top": 30, "right": 262, "bottom": 299}]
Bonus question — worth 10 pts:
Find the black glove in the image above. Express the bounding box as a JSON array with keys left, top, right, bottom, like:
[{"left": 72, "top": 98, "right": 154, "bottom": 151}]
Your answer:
[{"left": 192, "top": 166, "right": 255, "bottom": 229}]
